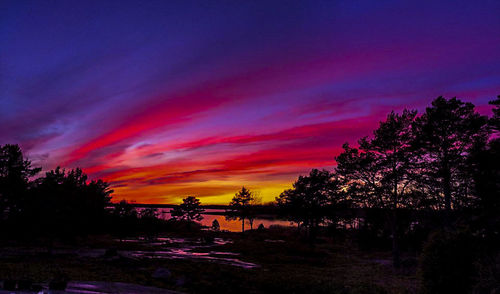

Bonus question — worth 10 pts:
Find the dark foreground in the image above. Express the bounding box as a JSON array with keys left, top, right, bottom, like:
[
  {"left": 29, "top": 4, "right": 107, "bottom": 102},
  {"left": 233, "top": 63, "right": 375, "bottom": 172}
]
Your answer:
[{"left": 0, "top": 227, "right": 417, "bottom": 294}]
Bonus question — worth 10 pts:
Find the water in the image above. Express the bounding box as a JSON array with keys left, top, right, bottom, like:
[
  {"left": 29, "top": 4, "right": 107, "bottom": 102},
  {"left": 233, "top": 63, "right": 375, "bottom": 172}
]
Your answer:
[
  {"left": 145, "top": 208, "right": 292, "bottom": 232},
  {"left": 118, "top": 236, "right": 258, "bottom": 269},
  {"left": 138, "top": 208, "right": 364, "bottom": 231}
]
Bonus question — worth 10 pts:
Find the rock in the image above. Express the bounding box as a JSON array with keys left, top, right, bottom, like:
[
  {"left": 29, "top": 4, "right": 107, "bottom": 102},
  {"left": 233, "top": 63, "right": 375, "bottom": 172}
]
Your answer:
[{"left": 152, "top": 268, "right": 172, "bottom": 281}]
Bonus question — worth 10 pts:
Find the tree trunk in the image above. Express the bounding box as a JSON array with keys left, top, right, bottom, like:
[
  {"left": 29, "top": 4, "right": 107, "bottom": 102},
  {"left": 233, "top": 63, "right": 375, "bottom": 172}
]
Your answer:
[
  {"left": 392, "top": 167, "right": 400, "bottom": 268},
  {"left": 391, "top": 209, "right": 400, "bottom": 268},
  {"left": 308, "top": 220, "right": 317, "bottom": 243},
  {"left": 241, "top": 217, "right": 245, "bottom": 233},
  {"left": 442, "top": 159, "right": 452, "bottom": 226},
  {"left": 443, "top": 161, "right": 452, "bottom": 212}
]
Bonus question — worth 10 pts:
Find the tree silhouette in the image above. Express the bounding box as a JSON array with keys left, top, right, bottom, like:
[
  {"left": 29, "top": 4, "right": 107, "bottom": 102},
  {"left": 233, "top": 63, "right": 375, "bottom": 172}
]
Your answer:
[
  {"left": 32, "top": 167, "right": 113, "bottom": 236},
  {"left": 336, "top": 110, "right": 418, "bottom": 267},
  {"left": 113, "top": 199, "right": 138, "bottom": 218},
  {"left": 489, "top": 95, "right": 500, "bottom": 132},
  {"left": 112, "top": 200, "right": 137, "bottom": 242},
  {"left": 468, "top": 139, "right": 500, "bottom": 235},
  {"left": 276, "top": 169, "right": 342, "bottom": 241},
  {"left": 226, "top": 187, "right": 254, "bottom": 232},
  {"left": 171, "top": 196, "right": 204, "bottom": 223},
  {"left": 466, "top": 96, "right": 500, "bottom": 239},
  {"left": 335, "top": 143, "right": 382, "bottom": 208},
  {"left": 139, "top": 207, "right": 159, "bottom": 219},
  {"left": 211, "top": 219, "right": 220, "bottom": 231},
  {"left": 0, "top": 144, "right": 41, "bottom": 220},
  {"left": 247, "top": 194, "right": 262, "bottom": 230},
  {"left": 413, "top": 97, "right": 489, "bottom": 212},
  {"left": 138, "top": 207, "right": 160, "bottom": 240}
]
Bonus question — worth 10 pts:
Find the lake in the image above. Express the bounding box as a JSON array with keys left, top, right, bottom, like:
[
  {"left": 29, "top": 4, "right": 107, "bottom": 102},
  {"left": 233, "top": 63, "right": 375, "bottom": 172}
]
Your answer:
[{"left": 142, "top": 208, "right": 293, "bottom": 232}]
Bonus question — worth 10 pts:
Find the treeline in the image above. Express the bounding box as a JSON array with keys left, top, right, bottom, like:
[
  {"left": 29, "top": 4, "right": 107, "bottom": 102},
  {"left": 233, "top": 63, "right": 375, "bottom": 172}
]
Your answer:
[
  {"left": 271, "top": 96, "right": 499, "bottom": 293},
  {"left": 1, "top": 96, "right": 498, "bottom": 239},
  {"left": 199, "top": 96, "right": 498, "bottom": 292},
  {"left": 0, "top": 145, "right": 110, "bottom": 236},
  {"left": 0, "top": 145, "right": 177, "bottom": 240},
  {"left": 276, "top": 96, "right": 499, "bottom": 259},
  {"left": 217, "top": 97, "right": 498, "bottom": 241}
]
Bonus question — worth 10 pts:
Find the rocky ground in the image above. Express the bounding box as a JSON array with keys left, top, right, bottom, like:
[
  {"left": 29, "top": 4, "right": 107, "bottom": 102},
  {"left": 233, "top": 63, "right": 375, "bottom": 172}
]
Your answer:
[{"left": 0, "top": 228, "right": 418, "bottom": 293}]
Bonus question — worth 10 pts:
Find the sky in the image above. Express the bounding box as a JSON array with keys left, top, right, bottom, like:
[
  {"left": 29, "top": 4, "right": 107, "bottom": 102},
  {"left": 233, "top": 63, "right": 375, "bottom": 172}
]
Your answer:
[{"left": 1, "top": 0, "right": 500, "bottom": 204}]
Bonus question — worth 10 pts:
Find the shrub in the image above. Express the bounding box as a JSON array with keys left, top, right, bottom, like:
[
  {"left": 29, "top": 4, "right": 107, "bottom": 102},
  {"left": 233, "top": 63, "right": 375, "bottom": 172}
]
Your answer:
[
  {"left": 473, "top": 249, "right": 500, "bottom": 293},
  {"left": 418, "top": 229, "right": 476, "bottom": 294}
]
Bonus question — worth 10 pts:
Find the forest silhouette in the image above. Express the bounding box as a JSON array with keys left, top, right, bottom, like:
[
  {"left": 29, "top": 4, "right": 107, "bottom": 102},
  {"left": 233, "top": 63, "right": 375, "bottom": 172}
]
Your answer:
[{"left": 0, "top": 96, "right": 499, "bottom": 293}]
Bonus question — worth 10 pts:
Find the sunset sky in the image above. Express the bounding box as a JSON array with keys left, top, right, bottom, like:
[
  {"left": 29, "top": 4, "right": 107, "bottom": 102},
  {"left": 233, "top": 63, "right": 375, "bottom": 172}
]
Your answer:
[{"left": 1, "top": 0, "right": 499, "bottom": 204}]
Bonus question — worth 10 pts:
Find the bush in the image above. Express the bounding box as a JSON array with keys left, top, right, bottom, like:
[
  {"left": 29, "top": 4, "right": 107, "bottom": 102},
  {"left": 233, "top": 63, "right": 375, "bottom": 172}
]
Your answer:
[
  {"left": 473, "top": 249, "right": 500, "bottom": 293},
  {"left": 418, "top": 229, "right": 476, "bottom": 294}
]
